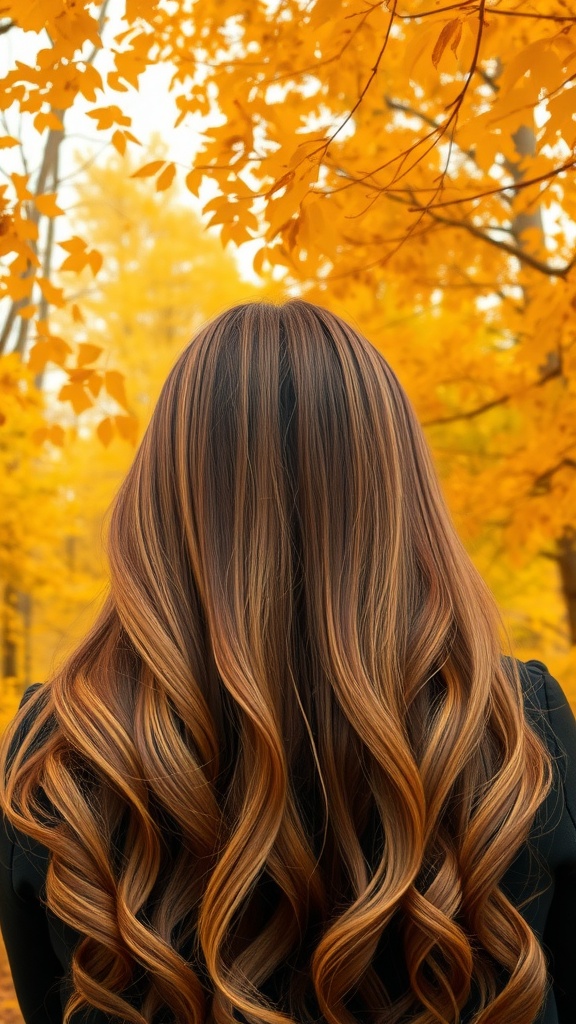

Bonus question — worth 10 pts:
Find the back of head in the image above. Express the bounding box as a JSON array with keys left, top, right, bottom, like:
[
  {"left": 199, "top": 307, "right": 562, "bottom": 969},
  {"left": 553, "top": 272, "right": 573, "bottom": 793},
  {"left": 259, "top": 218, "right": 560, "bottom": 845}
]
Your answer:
[{"left": 0, "top": 299, "right": 552, "bottom": 1024}]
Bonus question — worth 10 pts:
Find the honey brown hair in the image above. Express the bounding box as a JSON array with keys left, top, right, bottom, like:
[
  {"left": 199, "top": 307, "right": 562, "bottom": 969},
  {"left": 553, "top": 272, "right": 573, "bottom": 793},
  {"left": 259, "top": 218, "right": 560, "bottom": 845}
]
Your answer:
[{"left": 0, "top": 299, "right": 552, "bottom": 1023}]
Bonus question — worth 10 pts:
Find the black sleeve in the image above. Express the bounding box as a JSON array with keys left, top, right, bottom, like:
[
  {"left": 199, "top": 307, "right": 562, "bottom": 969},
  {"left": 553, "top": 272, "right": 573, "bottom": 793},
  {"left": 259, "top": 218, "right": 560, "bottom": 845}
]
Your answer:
[
  {"left": 530, "top": 661, "right": 576, "bottom": 1024},
  {"left": 0, "top": 684, "right": 64, "bottom": 1024}
]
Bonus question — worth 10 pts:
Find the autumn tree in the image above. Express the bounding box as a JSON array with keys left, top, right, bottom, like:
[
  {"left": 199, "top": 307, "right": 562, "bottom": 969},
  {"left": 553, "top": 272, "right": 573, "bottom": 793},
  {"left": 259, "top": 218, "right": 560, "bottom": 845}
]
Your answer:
[
  {"left": 0, "top": 142, "right": 262, "bottom": 700},
  {"left": 1, "top": 0, "right": 576, "bottom": 651}
]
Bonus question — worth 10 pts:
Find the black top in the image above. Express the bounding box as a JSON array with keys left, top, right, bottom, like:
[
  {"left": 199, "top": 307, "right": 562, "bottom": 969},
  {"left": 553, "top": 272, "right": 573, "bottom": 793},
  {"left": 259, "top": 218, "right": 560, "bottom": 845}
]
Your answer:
[{"left": 0, "top": 658, "right": 575, "bottom": 1024}]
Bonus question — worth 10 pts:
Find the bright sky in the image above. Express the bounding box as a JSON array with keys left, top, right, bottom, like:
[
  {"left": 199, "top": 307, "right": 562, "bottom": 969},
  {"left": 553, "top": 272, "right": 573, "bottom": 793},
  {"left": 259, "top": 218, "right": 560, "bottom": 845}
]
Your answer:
[{"left": 0, "top": 1, "right": 263, "bottom": 286}]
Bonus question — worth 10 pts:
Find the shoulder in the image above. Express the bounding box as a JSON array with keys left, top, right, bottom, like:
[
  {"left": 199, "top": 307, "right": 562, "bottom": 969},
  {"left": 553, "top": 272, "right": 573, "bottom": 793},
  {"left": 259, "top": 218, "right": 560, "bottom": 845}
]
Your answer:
[
  {"left": 6, "top": 683, "right": 51, "bottom": 764},
  {"left": 509, "top": 657, "right": 576, "bottom": 842},
  {"left": 2, "top": 682, "right": 55, "bottom": 821},
  {"left": 0, "top": 685, "right": 54, "bottom": 902},
  {"left": 513, "top": 657, "right": 576, "bottom": 750},
  {"left": 502, "top": 656, "right": 574, "bottom": 735}
]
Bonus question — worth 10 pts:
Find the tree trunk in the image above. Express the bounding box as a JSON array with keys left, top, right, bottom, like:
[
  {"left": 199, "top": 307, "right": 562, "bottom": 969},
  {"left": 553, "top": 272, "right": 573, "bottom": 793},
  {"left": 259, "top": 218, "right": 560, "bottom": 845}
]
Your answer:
[
  {"left": 557, "top": 528, "right": 576, "bottom": 645},
  {"left": 2, "top": 583, "right": 18, "bottom": 679}
]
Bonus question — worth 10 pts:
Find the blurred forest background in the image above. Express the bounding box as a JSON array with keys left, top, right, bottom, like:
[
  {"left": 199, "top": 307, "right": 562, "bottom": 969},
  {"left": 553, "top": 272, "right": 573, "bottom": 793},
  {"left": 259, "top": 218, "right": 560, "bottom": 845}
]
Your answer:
[{"left": 1, "top": 0, "right": 576, "bottom": 1016}]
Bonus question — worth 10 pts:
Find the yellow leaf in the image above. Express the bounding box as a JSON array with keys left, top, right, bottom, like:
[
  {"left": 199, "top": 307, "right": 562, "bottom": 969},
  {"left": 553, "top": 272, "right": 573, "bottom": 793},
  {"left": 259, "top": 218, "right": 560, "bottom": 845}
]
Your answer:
[
  {"left": 105, "top": 370, "right": 129, "bottom": 410},
  {"left": 97, "top": 416, "right": 114, "bottom": 446},
  {"left": 35, "top": 193, "right": 64, "bottom": 217},
  {"left": 156, "top": 162, "right": 176, "bottom": 191},
  {"left": 76, "top": 343, "right": 103, "bottom": 367},
  {"left": 130, "top": 160, "right": 167, "bottom": 178}
]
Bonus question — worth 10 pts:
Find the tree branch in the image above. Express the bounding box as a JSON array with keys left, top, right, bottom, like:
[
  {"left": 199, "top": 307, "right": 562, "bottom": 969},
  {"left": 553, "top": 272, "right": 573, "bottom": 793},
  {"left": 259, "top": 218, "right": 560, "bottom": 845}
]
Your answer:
[
  {"left": 422, "top": 204, "right": 576, "bottom": 279},
  {"left": 421, "top": 361, "right": 562, "bottom": 427}
]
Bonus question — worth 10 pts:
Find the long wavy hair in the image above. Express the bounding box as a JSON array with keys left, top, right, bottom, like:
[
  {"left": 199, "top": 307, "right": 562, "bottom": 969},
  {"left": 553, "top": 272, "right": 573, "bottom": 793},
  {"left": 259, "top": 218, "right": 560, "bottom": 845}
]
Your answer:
[{"left": 0, "top": 299, "right": 553, "bottom": 1024}]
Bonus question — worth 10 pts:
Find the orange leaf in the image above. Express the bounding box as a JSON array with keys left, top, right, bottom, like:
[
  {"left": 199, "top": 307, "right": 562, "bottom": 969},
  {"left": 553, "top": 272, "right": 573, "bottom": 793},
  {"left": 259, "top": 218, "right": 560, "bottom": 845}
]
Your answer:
[
  {"left": 105, "top": 370, "right": 129, "bottom": 410},
  {"left": 28, "top": 335, "right": 71, "bottom": 370},
  {"left": 77, "top": 64, "right": 103, "bottom": 102},
  {"left": 86, "top": 105, "right": 131, "bottom": 130},
  {"left": 156, "top": 162, "right": 176, "bottom": 191},
  {"left": 97, "top": 416, "right": 114, "bottom": 446},
  {"left": 450, "top": 19, "right": 463, "bottom": 56},
  {"left": 58, "top": 235, "right": 85, "bottom": 254},
  {"left": 37, "top": 276, "right": 65, "bottom": 306},
  {"left": 68, "top": 368, "right": 94, "bottom": 384},
  {"left": 71, "top": 303, "right": 85, "bottom": 324},
  {"left": 59, "top": 252, "right": 85, "bottom": 272},
  {"left": 58, "top": 382, "right": 93, "bottom": 415},
  {"left": 58, "top": 236, "right": 102, "bottom": 275},
  {"left": 10, "top": 173, "right": 32, "bottom": 201},
  {"left": 48, "top": 424, "right": 65, "bottom": 446},
  {"left": 87, "top": 248, "right": 103, "bottom": 275},
  {"left": 432, "top": 18, "right": 462, "bottom": 69},
  {"left": 76, "top": 342, "right": 103, "bottom": 367},
  {"left": 130, "top": 160, "right": 166, "bottom": 178},
  {"left": 35, "top": 193, "right": 64, "bottom": 217},
  {"left": 32, "top": 424, "right": 65, "bottom": 446},
  {"left": 265, "top": 170, "right": 295, "bottom": 199},
  {"left": 19, "top": 303, "right": 37, "bottom": 319},
  {"left": 0, "top": 136, "right": 19, "bottom": 149},
  {"left": 86, "top": 372, "right": 103, "bottom": 397},
  {"left": 32, "top": 426, "right": 49, "bottom": 445},
  {"left": 114, "top": 414, "right": 138, "bottom": 444},
  {"left": 28, "top": 341, "right": 53, "bottom": 373},
  {"left": 106, "top": 71, "right": 129, "bottom": 93},
  {"left": 33, "top": 111, "right": 64, "bottom": 133},
  {"left": 252, "top": 245, "right": 267, "bottom": 278},
  {"left": 4, "top": 275, "right": 31, "bottom": 301},
  {"left": 111, "top": 129, "right": 126, "bottom": 155}
]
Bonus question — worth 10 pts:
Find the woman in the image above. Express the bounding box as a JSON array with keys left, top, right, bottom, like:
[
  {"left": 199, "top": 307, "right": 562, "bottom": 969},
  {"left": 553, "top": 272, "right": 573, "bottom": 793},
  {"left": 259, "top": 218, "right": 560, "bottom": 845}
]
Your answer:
[{"left": 0, "top": 299, "right": 574, "bottom": 1024}]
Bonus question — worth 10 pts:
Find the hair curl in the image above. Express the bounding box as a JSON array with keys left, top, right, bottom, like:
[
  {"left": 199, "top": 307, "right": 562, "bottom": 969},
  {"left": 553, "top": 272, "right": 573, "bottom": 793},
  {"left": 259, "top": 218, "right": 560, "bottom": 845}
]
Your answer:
[{"left": 0, "top": 299, "right": 553, "bottom": 1024}]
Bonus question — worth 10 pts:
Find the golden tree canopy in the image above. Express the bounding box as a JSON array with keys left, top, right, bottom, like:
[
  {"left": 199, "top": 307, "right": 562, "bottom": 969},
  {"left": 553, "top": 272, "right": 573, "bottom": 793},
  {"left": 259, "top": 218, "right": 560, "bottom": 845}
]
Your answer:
[{"left": 1, "top": 0, "right": 575, "bottom": 619}]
